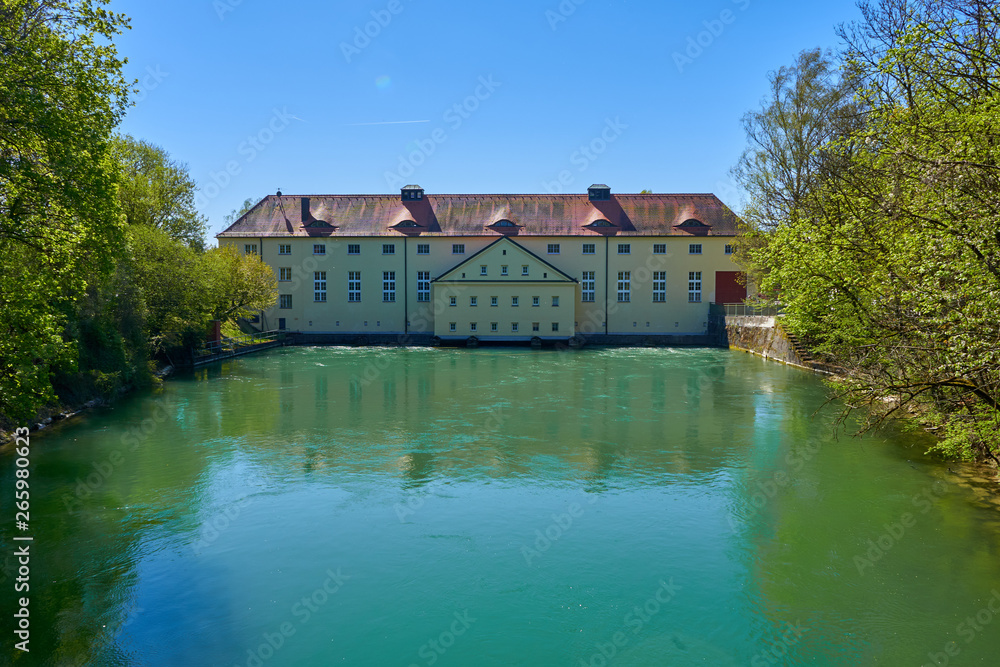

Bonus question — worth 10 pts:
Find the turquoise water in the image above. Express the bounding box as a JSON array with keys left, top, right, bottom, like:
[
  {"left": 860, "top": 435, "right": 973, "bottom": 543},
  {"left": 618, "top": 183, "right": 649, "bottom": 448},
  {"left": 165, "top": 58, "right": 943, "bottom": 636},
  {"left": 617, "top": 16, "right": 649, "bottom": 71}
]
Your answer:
[{"left": 2, "top": 347, "right": 1000, "bottom": 666}]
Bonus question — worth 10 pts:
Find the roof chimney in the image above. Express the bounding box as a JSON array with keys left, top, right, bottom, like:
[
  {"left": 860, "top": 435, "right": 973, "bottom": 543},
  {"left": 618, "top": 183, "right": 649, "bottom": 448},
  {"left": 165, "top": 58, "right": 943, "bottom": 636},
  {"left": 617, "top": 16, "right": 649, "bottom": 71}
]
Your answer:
[
  {"left": 588, "top": 184, "right": 611, "bottom": 201},
  {"left": 401, "top": 184, "right": 424, "bottom": 201}
]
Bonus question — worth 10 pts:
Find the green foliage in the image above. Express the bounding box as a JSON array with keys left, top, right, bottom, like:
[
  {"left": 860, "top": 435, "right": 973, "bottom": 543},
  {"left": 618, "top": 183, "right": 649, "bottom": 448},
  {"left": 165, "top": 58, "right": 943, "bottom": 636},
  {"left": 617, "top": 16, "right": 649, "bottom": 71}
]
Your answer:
[
  {"left": 203, "top": 245, "right": 278, "bottom": 322},
  {"left": 125, "top": 225, "right": 206, "bottom": 347},
  {"left": 0, "top": 2, "right": 277, "bottom": 428},
  {"left": 736, "top": 0, "right": 1000, "bottom": 463},
  {"left": 112, "top": 135, "right": 208, "bottom": 250},
  {"left": 0, "top": 0, "right": 131, "bottom": 425}
]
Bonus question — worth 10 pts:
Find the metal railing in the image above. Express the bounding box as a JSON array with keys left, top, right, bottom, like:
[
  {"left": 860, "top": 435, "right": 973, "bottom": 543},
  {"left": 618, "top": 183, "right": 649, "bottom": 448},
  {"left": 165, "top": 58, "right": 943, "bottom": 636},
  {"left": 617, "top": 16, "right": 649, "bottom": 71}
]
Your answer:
[
  {"left": 721, "top": 303, "right": 783, "bottom": 318},
  {"left": 195, "top": 329, "right": 283, "bottom": 360}
]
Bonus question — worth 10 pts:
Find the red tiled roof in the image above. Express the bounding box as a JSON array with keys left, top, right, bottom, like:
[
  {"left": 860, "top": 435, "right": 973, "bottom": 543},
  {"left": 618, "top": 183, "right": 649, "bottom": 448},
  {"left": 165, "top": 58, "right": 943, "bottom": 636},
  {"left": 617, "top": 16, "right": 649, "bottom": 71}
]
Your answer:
[{"left": 216, "top": 193, "right": 741, "bottom": 238}]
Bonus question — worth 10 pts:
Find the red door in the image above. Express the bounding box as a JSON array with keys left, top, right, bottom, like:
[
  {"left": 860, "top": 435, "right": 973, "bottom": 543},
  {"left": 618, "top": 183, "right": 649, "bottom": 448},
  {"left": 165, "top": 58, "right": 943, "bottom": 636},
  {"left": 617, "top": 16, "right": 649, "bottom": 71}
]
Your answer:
[{"left": 715, "top": 271, "right": 746, "bottom": 304}]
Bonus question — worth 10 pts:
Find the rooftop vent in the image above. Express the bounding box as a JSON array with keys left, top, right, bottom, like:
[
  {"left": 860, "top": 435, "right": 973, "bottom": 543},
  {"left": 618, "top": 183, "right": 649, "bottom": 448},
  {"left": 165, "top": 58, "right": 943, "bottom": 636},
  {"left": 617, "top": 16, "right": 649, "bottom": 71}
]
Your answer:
[
  {"left": 588, "top": 184, "right": 611, "bottom": 201},
  {"left": 401, "top": 185, "right": 424, "bottom": 201}
]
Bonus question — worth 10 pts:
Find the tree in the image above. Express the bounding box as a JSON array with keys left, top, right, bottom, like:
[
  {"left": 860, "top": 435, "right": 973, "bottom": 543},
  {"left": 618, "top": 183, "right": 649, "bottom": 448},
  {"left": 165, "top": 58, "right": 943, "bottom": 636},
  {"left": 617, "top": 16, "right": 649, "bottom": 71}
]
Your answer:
[
  {"left": 203, "top": 246, "right": 278, "bottom": 322},
  {"left": 0, "top": 0, "right": 131, "bottom": 425},
  {"left": 113, "top": 135, "right": 208, "bottom": 250},
  {"left": 731, "top": 48, "right": 859, "bottom": 233},
  {"left": 740, "top": 0, "right": 1000, "bottom": 462}
]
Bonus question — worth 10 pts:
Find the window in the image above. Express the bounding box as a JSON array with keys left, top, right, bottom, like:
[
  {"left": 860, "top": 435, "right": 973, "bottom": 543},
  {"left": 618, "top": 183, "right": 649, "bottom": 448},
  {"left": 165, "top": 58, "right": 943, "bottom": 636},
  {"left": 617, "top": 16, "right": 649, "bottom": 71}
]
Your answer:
[
  {"left": 314, "top": 271, "right": 327, "bottom": 302},
  {"left": 491, "top": 296, "right": 498, "bottom": 307},
  {"left": 278, "top": 267, "right": 292, "bottom": 282},
  {"left": 552, "top": 323, "right": 559, "bottom": 332},
  {"left": 689, "top": 244, "right": 702, "bottom": 255},
  {"left": 348, "top": 244, "right": 360, "bottom": 255},
  {"left": 688, "top": 271, "right": 702, "bottom": 302},
  {"left": 348, "top": 271, "right": 361, "bottom": 302},
  {"left": 532, "top": 296, "right": 540, "bottom": 307},
  {"left": 617, "top": 271, "right": 631, "bottom": 302},
  {"left": 491, "top": 322, "right": 498, "bottom": 332},
  {"left": 313, "top": 244, "right": 325, "bottom": 255},
  {"left": 653, "top": 271, "right": 666, "bottom": 302},
  {"left": 470, "top": 296, "right": 478, "bottom": 307},
  {"left": 582, "top": 243, "right": 596, "bottom": 255},
  {"left": 618, "top": 243, "right": 631, "bottom": 254},
  {"left": 245, "top": 244, "right": 259, "bottom": 255},
  {"left": 481, "top": 265, "right": 488, "bottom": 276},
  {"left": 453, "top": 244, "right": 465, "bottom": 254},
  {"left": 582, "top": 271, "right": 595, "bottom": 302},
  {"left": 417, "top": 271, "right": 430, "bottom": 302},
  {"left": 532, "top": 322, "right": 540, "bottom": 332},
  {"left": 552, "top": 296, "right": 559, "bottom": 307},
  {"left": 279, "top": 244, "right": 291, "bottom": 255},
  {"left": 725, "top": 244, "right": 734, "bottom": 255},
  {"left": 382, "top": 244, "right": 395, "bottom": 255},
  {"left": 449, "top": 322, "right": 457, "bottom": 332},
  {"left": 278, "top": 318, "right": 286, "bottom": 330},
  {"left": 512, "top": 322, "right": 519, "bottom": 333},
  {"left": 279, "top": 294, "right": 292, "bottom": 309},
  {"left": 383, "top": 271, "right": 396, "bottom": 302},
  {"left": 470, "top": 322, "right": 478, "bottom": 332},
  {"left": 522, "top": 265, "right": 529, "bottom": 276},
  {"left": 512, "top": 296, "right": 519, "bottom": 307},
  {"left": 547, "top": 243, "right": 560, "bottom": 254},
  {"left": 501, "top": 265, "right": 508, "bottom": 276},
  {"left": 449, "top": 296, "right": 457, "bottom": 307},
  {"left": 653, "top": 243, "right": 666, "bottom": 254},
  {"left": 417, "top": 243, "right": 430, "bottom": 255}
]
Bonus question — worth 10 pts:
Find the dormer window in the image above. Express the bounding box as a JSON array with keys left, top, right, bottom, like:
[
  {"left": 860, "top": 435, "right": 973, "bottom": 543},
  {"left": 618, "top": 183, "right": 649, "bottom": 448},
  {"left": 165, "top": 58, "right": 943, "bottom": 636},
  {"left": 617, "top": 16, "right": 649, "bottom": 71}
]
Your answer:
[
  {"left": 395, "top": 220, "right": 419, "bottom": 227},
  {"left": 487, "top": 219, "right": 521, "bottom": 234},
  {"left": 401, "top": 185, "right": 425, "bottom": 201},
  {"left": 588, "top": 184, "right": 611, "bottom": 201},
  {"left": 583, "top": 218, "right": 618, "bottom": 235},
  {"left": 675, "top": 218, "right": 712, "bottom": 236}
]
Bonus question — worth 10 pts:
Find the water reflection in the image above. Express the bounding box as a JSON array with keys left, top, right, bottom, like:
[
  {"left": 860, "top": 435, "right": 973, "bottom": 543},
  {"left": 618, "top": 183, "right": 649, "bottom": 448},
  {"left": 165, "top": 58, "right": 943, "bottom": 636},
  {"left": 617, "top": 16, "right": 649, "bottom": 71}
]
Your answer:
[{"left": 1, "top": 347, "right": 998, "bottom": 665}]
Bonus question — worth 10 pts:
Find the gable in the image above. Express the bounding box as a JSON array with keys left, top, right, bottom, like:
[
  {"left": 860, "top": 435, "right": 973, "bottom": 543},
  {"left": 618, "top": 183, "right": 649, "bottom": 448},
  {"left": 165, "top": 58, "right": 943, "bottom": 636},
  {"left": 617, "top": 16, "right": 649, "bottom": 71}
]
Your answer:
[{"left": 434, "top": 237, "right": 576, "bottom": 283}]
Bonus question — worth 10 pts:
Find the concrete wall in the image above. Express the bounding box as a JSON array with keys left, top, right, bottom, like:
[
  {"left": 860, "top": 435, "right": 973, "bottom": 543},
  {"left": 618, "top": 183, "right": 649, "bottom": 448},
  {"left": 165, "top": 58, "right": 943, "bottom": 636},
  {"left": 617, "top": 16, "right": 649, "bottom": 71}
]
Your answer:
[{"left": 725, "top": 316, "right": 815, "bottom": 370}]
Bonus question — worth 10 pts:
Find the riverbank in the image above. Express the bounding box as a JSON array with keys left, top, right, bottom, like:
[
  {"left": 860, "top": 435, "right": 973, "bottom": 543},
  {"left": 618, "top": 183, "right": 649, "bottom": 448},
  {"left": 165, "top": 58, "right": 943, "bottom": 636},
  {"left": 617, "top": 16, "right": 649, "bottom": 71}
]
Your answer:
[{"left": 0, "top": 364, "right": 175, "bottom": 446}]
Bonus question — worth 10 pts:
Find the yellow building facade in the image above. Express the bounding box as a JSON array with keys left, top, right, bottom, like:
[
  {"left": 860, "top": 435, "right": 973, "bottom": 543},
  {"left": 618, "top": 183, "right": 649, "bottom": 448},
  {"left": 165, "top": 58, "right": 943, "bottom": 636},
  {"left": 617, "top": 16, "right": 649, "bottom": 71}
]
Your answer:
[{"left": 217, "top": 185, "right": 744, "bottom": 343}]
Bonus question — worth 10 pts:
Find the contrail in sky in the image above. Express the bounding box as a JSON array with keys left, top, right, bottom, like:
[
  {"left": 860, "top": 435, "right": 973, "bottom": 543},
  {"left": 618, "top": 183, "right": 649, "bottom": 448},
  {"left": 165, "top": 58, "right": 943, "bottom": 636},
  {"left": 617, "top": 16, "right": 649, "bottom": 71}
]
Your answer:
[{"left": 346, "top": 120, "right": 431, "bottom": 126}]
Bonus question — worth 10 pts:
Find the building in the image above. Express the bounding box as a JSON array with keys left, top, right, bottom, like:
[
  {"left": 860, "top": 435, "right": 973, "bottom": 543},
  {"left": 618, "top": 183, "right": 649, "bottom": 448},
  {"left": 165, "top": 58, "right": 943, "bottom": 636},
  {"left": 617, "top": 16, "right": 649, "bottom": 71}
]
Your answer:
[{"left": 216, "top": 184, "right": 745, "bottom": 343}]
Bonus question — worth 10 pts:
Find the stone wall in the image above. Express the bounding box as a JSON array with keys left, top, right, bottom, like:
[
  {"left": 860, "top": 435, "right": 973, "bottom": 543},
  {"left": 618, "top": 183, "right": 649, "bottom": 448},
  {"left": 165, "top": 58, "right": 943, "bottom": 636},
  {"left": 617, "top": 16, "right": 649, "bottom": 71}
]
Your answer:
[{"left": 725, "top": 316, "right": 817, "bottom": 371}]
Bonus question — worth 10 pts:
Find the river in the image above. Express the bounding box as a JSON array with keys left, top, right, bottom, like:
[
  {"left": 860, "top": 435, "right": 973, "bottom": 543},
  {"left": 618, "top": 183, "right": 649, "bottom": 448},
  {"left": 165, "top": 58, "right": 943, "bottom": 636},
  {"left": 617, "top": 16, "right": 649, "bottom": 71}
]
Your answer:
[{"left": 2, "top": 347, "right": 999, "bottom": 666}]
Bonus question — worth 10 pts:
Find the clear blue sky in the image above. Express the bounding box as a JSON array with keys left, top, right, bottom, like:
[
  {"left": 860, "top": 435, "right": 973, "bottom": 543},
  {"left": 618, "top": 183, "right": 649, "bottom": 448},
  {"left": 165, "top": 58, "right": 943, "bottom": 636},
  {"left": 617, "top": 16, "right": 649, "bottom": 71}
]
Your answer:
[{"left": 111, "top": 0, "right": 863, "bottom": 240}]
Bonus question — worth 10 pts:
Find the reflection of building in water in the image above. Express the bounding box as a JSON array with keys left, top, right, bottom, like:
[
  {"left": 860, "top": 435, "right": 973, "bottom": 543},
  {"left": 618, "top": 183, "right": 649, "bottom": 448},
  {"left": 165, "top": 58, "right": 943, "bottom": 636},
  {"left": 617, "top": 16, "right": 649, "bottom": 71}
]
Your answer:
[{"left": 399, "top": 451, "right": 436, "bottom": 489}]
